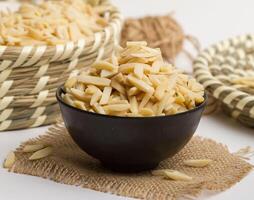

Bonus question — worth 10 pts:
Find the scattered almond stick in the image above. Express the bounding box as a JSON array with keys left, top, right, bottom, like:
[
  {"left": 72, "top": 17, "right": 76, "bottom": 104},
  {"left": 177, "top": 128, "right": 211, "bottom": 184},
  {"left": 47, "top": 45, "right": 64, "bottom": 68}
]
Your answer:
[
  {"left": 183, "top": 159, "right": 212, "bottom": 168},
  {"left": 78, "top": 75, "right": 111, "bottom": 87},
  {"left": 233, "top": 146, "right": 254, "bottom": 160},
  {"left": 3, "top": 151, "right": 15, "bottom": 169},
  {"left": 22, "top": 144, "right": 45, "bottom": 153},
  {"left": 64, "top": 77, "right": 77, "bottom": 89},
  {"left": 139, "top": 108, "right": 154, "bottom": 116},
  {"left": 99, "top": 87, "right": 112, "bottom": 105},
  {"left": 29, "top": 147, "right": 53, "bottom": 161},
  {"left": 92, "top": 61, "right": 117, "bottom": 71},
  {"left": 152, "top": 169, "right": 192, "bottom": 181}
]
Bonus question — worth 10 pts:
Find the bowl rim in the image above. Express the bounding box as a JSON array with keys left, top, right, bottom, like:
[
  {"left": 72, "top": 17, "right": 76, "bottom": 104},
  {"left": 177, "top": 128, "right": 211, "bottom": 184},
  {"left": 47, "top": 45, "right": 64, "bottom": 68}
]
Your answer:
[{"left": 56, "top": 86, "right": 207, "bottom": 120}]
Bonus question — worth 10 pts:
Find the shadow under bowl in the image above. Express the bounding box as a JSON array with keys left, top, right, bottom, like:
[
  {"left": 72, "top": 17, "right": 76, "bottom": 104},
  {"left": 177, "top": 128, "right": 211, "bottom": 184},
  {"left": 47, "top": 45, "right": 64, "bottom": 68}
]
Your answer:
[{"left": 56, "top": 87, "right": 206, "bottom": 172}]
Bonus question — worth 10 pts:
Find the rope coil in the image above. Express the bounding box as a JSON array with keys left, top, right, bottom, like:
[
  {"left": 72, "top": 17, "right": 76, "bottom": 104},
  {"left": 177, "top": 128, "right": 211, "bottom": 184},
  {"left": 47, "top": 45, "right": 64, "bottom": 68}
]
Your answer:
[{"left": 194, "top": 34, "right": 254, "bottom": 127}]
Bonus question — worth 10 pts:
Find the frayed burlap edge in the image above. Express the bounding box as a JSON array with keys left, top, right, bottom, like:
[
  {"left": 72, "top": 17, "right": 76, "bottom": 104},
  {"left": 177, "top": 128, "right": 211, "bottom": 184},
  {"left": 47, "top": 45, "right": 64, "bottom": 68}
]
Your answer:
[{"left": 8, "top": 123, "right": 253, "bottom": 200}]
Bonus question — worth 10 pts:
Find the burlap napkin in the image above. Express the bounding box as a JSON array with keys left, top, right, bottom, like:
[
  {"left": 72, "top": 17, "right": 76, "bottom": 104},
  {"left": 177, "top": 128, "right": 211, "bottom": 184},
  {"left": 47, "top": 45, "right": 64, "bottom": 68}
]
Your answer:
[{"left": 9, "top": 123, "right": 253, "bottom": 200}]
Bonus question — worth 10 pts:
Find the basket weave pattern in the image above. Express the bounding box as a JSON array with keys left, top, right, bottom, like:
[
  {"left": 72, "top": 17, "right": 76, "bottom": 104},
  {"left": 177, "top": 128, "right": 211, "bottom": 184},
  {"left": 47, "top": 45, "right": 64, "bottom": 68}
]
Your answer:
[
  {"left": 194, "top": 34, "right": 254, "bottom": 127},
  {"left": 0, "top": 0, "right": 123, "bottom": 131}
]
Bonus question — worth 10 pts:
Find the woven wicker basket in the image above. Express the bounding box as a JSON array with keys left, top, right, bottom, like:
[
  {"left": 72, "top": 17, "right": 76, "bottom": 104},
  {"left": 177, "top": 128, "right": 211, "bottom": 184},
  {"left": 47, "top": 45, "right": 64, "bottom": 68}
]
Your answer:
[
  {"left": 0, "top": 0, "right": 123, "bottom": 131},
  {"left": 193, "top": 34, "right": 254, "bottom": 127}
]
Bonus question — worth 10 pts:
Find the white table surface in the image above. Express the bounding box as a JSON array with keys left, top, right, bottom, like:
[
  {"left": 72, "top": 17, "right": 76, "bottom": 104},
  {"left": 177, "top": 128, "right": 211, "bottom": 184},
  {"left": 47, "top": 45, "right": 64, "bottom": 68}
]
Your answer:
[{"left": 0, "top": 0, "right": 254, "bottom": 200}]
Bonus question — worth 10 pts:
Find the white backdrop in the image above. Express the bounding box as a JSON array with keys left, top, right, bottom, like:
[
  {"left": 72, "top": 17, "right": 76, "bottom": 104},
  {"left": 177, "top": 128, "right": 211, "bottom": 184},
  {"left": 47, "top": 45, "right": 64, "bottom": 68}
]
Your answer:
[{"left": 0, "top": 0, "right": 253, "bottom": 200}]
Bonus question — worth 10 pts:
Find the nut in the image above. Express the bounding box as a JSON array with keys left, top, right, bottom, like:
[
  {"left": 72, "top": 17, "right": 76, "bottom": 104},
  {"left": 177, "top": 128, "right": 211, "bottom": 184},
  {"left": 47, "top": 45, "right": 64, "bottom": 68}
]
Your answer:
[
  {"left": 184, "top": 159, "right": 212, "bottom": 168},
  {"left": 3, "top": 151, "right": 15, "bottom": 169},
  {"left": 29, "top": 147, "right": 53, "bottom": 160},
  {"left": 152, "top": 169, "right": 192, "bottom": 181}
]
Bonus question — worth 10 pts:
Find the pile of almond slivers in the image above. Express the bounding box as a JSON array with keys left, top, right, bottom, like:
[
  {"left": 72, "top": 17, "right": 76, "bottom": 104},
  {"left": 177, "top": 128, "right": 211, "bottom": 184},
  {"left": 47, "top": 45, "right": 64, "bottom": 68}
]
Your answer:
[
  {"left": 0, "top": 0, "right": 108, "bottom": 46},
  {"left": 63, "top": 41, "right": 205, "bottom": 117}
]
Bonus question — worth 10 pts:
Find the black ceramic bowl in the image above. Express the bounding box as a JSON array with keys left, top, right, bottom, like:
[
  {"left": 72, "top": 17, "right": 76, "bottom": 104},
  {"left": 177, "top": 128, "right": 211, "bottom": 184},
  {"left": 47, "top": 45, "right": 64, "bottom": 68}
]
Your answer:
[{"left": 56, "top": 87, "right": 206, "bottom": 172}]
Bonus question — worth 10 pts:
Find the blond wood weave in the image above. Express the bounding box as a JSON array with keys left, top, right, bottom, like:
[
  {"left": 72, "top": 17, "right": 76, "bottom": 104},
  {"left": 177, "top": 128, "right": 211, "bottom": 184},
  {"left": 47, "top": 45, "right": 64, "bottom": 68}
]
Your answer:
[
  {"left": 0, "top": 0, "right": 123, "bottom": 131},
  {"left": 194, "top": 34, "right": 254, "bottom": 127}
]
